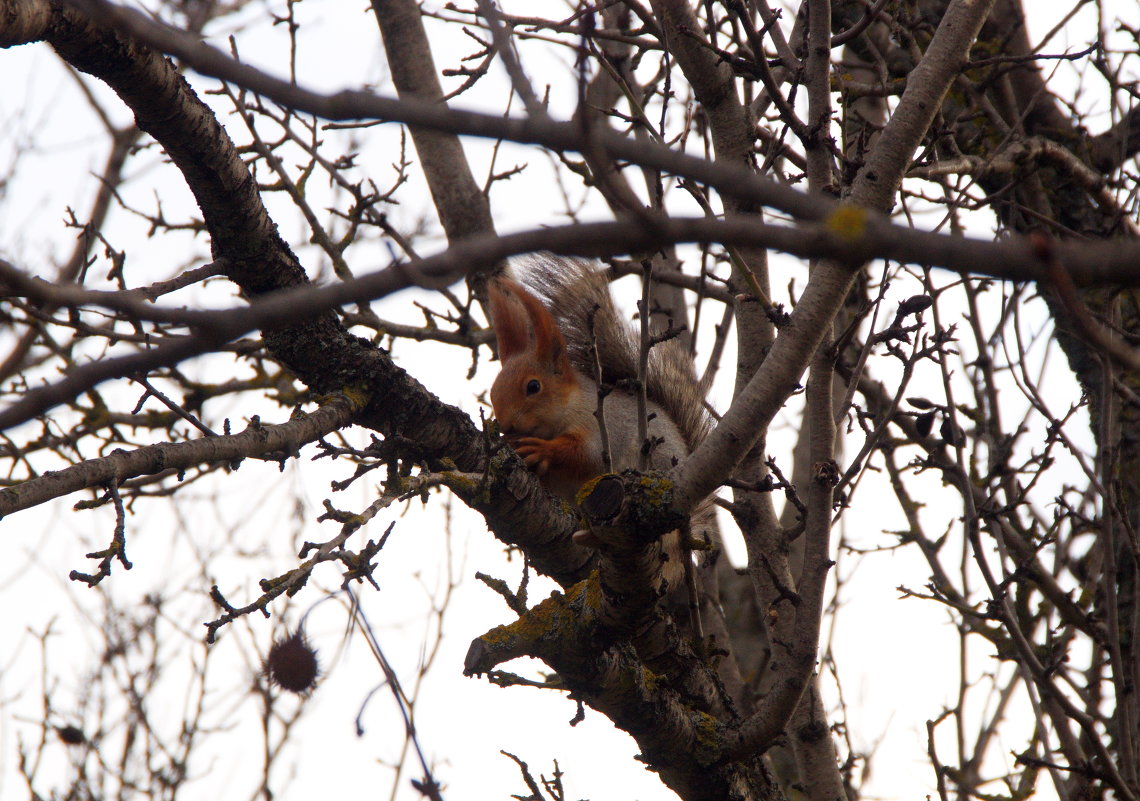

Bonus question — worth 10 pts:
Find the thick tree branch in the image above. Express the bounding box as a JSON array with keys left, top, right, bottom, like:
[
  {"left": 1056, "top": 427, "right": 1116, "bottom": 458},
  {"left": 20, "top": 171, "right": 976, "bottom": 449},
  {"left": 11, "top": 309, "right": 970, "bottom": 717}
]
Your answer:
[
  {"left": 370, "top": 0, "right": 496, "bottom": 244},
  {"left": 647, "top": 0, "right": 756, "bottom": 180},
  {"left": 851, "top": 0, "right": 997, "bottom": 210},
  {"left": 6, "top": 212, "right": 1140, "bottom": 432},
  {"left": 675, "top": 0, "right": 1001, "bottom": 513},
  {"left": 724, "top": 352, "right": 836, "bottom": 758}
]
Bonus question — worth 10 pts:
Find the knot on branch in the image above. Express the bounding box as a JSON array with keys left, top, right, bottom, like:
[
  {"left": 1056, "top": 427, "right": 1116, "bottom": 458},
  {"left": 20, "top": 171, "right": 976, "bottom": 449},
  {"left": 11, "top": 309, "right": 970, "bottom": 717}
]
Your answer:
[{"left": 811, "top": 459, "right": 840, "bottom": 487}]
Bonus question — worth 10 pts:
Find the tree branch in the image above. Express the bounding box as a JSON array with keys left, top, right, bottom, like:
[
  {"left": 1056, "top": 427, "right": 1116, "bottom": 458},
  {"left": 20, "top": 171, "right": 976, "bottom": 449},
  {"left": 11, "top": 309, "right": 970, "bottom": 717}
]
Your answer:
[
  {"left": 0, "top": 394, "right": 363, "bottom": 517},
  {"left": 370, "top": 0, "right": 496, "bottom": 244}
]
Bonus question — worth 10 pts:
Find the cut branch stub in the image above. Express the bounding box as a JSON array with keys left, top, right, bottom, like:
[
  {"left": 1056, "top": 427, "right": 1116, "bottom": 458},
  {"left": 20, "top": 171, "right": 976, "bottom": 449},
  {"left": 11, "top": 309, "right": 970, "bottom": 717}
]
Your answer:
[
  {"left": 578, "top": 471, "right": 687, "bottom": 631},
  {"left": 579, "top": 471, "right": 686, "bottom": 543}
]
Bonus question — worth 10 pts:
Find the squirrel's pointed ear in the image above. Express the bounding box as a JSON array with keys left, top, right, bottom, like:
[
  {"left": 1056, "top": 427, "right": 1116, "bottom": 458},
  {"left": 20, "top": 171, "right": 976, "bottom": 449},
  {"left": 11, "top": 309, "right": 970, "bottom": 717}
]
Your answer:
[
  {"left": 515, "top": 281, "right": 571, "bottom": 371},
  {"left": 488, "top": 278, "right": 531, "bottom": 360}
]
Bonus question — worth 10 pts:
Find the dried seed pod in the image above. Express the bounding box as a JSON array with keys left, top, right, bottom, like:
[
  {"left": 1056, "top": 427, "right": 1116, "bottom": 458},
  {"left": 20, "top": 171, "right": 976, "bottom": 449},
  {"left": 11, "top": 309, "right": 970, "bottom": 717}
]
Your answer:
[
  {"left": 264, "top": 628, "right": 320, "bottom": 694},
  {"left": 57, "top": 725, "right": 85, "bottom": 745},
  {"left": 939, "top": 416, "right": 965, "bottom": 447}
]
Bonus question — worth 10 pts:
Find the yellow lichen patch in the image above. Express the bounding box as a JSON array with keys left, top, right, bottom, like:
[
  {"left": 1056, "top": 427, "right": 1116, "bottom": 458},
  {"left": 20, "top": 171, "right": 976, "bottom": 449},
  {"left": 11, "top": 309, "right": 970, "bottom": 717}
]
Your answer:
[
  {"left": 639, "top": 664, "right": 664, "bottom": 692},
  {"left": 476, "top": 621, "right": 523, "bottom": 648},
  {"left": 691, "top": 709, "right": 724, "bottom": 761},
  {"left": 496, "top": 580, "right": 598, "bottom": 645},
  {"left": 439, "top": 470, "right": 480, "bottom": 493},
  {"left": 575, "top": 474, "right": 606, "bottom": 505},
  {"left": 340, "top": 384, "right": 372, "bottom": 410},
  {"left": 825, "top": 204, "right": 866, "bottom": 242},
  {"left": 637, "top": 473, "right": 673, "bottom": 505},
  {"left": 577, "top": 573, "right": 604, "bottom": 611},
  {"left": 82, "top": 403, "right": 111, "bottom": 428}
]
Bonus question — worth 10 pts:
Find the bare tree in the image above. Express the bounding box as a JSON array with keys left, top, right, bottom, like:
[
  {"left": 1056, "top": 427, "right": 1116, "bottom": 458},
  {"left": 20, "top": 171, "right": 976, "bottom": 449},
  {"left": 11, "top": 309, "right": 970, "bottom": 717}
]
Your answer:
[{"left": 0, "top": 0, "right": 1138, "bottom": 800}]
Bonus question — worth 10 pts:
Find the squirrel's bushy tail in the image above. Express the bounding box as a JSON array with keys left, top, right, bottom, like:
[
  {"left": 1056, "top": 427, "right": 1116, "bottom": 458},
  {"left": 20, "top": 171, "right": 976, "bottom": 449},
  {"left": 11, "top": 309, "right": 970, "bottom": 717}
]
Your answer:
[{"left": 510, "top": 254, "right": 710, "bottom": 454}]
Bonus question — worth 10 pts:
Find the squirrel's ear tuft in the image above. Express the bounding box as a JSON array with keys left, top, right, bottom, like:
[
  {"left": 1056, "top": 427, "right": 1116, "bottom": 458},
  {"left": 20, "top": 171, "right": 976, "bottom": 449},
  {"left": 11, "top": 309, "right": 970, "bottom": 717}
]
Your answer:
[
  {"left": 516, "top": 282, "right": 572, "bottom": 372},
  {"left": 488, "top": 277, "right": 572, "bottom": 373},
  {"left": 487, "top": 278, "right": 531, "bottom": 360}
]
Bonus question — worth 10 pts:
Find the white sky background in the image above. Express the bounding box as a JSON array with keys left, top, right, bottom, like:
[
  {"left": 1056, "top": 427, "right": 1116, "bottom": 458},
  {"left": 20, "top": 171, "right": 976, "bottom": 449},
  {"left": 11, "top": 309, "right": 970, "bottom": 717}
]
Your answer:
[{"left": 0, "top": 1, "right": 1132, "bottom": 799}]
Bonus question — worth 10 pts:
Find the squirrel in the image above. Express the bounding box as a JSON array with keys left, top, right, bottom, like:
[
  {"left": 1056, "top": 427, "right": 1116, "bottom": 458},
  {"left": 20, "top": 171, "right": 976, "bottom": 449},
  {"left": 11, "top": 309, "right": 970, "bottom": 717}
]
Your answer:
[{"left": 486, "top": 254, "right": 713, "bottom": 590}]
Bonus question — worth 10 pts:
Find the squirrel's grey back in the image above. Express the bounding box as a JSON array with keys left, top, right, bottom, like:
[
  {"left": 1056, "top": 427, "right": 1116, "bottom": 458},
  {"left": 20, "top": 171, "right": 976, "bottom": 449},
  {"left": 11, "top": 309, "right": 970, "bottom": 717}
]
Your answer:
[{"left": 511, "top": 254, "right": 710, "bottom": 455}]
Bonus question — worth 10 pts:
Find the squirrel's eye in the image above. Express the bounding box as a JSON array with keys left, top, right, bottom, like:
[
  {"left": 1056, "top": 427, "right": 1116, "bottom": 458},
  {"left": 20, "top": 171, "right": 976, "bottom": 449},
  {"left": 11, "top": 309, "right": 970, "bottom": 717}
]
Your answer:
[{"left": 526, "top": 379, "right": 541, "bottom": 396}]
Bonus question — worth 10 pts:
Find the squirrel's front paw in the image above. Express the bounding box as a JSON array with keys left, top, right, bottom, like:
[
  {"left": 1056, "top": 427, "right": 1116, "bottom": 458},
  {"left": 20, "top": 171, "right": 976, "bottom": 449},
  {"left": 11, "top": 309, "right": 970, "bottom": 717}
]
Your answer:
[{"left": 511, "top": 437, "right": 554, "bottom": 476}]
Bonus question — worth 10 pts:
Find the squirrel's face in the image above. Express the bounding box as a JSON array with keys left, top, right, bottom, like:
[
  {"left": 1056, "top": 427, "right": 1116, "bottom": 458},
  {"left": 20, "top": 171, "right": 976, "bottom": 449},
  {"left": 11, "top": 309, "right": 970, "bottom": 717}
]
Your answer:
[
  {"left": 490, "top": 359, "right": 579, "bottom": 440},
  {"left": 486, "top": 274, "right": 582, "bottom": 442}
]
